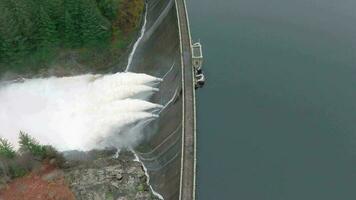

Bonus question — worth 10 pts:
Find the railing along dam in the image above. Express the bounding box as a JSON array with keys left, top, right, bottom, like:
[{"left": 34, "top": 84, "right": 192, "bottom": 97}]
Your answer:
[{"left": 125, "top": 0, "right": 197, "bottom": 199}]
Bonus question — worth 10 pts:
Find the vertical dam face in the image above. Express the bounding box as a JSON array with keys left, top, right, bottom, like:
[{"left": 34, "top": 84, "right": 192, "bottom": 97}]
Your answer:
[{"left": 127, "top": 0, "right": 185, "bottom": 199}]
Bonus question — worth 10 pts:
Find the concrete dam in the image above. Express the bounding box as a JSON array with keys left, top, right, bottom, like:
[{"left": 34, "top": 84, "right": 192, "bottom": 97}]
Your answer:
[{"left": 126, "top": 0, "right": 200, "bottom": 199}]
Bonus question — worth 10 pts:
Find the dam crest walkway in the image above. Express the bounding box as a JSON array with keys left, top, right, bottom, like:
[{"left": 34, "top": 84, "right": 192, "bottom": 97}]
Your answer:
[{"left": 175, "top": 0, "right": 197, "bottom": 199}]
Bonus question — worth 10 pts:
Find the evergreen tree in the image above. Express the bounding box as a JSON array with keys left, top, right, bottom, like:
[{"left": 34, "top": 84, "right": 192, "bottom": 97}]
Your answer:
[
  {"left": 18, "top": 132, "right": 46, "bottom": 157},
  {"left": 34, "top": 5, "right": 58, "bottom": 49},
  {"left": 0, "top": 138, "right": 16, "bottom": 159},
  {"left": 63, "top": 10, "right": 77, "bottom": 47},
  {"left": 79, "top": 0, "right": 110, "bottom": 46},
  {"left": 96, "top": 0, "right": 120, "bottom": 22},
  {"left": 0, "top": 36, "right": 3, "bottom": 62},
  {"left": 6, "top": 0, "right": 37, "bottom": 57},
  {"left": 0, "top": 1, "right": 22, "bottom": 63},
  {"left": 0, "top": 0, "right": 143, "bottom": 69},
  {"left": 63, "top": 0, "right": 82, "bottom": 47}
]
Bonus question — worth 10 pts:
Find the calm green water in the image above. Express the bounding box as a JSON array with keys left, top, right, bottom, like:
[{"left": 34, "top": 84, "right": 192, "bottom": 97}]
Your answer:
[{"left": 187, "top": 0, "right": 356, "bottom": 199}]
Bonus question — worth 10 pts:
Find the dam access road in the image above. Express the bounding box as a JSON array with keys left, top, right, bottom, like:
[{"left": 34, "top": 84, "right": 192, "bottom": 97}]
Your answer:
[{"left": 176, "top": 0, "right": 197, "bottom": 199}]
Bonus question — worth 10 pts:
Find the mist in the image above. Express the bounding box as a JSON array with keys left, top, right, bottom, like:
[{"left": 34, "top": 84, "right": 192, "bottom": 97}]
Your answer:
[{"left": 0, "top": 72, "right": 162, "bottom": 151}]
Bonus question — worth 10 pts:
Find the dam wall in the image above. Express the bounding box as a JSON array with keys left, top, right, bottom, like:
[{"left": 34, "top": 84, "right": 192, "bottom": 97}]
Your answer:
[{"left": 127, "top": 0, "right": 184, "bottom": 199}]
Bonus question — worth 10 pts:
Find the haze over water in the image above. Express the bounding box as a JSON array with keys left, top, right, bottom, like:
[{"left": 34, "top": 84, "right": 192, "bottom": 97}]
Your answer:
[{"left": 187, "top": 0, "right": 356, "bottom": 199}]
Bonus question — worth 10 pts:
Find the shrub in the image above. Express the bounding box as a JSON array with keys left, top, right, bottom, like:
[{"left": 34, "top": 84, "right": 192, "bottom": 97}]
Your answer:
[
  {"left": 18, "top": 131, "right": 46, "bottom": 158},
  {"left": 0, "top": 133, "right": 66, "bottom": 183},
  {"left": 9, "top": 164, "right": 28, "bottom": 178},
  {"left": 42, "top": 145, "right": 66, "bottom": 167},
  {"left": 0, "top": 138, "right": 16, "bottom": 159},
  {"left": 116, "top": 0, "right": 145, "bottom": 34}
]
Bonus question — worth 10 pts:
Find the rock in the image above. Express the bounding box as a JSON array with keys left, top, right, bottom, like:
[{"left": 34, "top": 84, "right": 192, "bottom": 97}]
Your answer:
[
  {"left": 42, "top": 170, "right": 64, "bottom": 181},
  {"left": 49, "top": 158, "right": 56, "bottom": 165},
  {"left": 116, "top": 174, "right": 123, "bottom": 181},
  {"left": 64, "top": 150, "right": 160, "bottom": 200},
  {"left": 111, "top": 182, "right": 119, "bottom": 189}
]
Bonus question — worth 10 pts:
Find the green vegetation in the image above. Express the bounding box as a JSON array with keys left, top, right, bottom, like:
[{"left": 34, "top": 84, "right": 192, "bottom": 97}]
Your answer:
[
  {"left": 0, "top": 132, "right": 64, "bottom": 180},
  {"left": 0, "top": 139, "right": 16, "bottom": 159},
  {"left": 8, "top": 164, "right": 27, "bottom": 178},
  {"left": 137, "top": 183, "right": 146, "bottom": 192},
  {"left": 19, "top": 131, "right": 47, "bottom": 158},
  {"left": 0, "top": 0, "right": 144, "bottom": 76}
]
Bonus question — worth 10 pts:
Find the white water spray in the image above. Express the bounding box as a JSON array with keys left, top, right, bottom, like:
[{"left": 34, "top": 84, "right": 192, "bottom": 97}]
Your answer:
[
  {"left": 0, "top": 72, "right": 162, "bottom": 151},
  {"left": 125, "top": 6, "right": 148, "bottom": 72}
]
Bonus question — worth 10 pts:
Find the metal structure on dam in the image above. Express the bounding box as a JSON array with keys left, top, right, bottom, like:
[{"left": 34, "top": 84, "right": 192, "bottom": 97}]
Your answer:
[{"left": 126, "top": 0, "right": 199, "bottom": 199}]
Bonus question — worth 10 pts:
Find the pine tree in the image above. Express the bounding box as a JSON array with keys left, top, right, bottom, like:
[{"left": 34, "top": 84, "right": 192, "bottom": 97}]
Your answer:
[
  {"left": 63, "top": 0, "right": 82, "bottom": 47},
  {"left": 96, "top": 0, "right": 119, "bottom": 22},
  {"left": 0, "top": 36, "right": 4, "bottom": 63},
  {"left": 18, "top": 132, "right": 45, "bottom": 158},
  {"left": 0, "top": 1, "right": 22, "bottom": 63},
  {"left": 0, "top": 138, "right": 16, "bottom": 159},
  {"left": 0, "top": 0, "right": 138, "bottom": 69},
  {"left": 6, "top": 0, "right": 37, "bottom": 57},
  {"left": 63, "top": 10, "right": 77, "bottom": 47},
  {"left": 78, "top": 0, "right": 110, "bottom": 46},
  {"left": 34, "top": 5, "right": 58, "bottom": 49}
]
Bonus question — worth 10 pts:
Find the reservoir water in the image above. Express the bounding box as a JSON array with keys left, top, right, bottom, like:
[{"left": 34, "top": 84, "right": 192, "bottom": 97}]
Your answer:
[{"left": 187, "top": 0, "right": 356, "bottom": 199}]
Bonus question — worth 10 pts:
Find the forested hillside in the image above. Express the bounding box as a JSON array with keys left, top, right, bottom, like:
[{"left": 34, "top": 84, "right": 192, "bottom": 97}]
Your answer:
[{"left": 0, "top": 0, "right": 144, "bottom": 76}]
